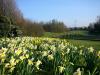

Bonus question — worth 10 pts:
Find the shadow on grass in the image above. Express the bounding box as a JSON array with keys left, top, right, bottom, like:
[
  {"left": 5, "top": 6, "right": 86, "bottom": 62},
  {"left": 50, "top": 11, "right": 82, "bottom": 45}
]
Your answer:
[{"left": 60, "top": 34, "right": 100, "bottom": 41}]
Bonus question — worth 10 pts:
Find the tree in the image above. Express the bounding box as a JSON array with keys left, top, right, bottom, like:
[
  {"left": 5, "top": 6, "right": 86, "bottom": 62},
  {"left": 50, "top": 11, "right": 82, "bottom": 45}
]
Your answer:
[
  {"left": 21, "top": 19, "right": 44, "bottom": 36},
  {"left": 88, "top": 16, "right": 100, "bottom": 34},
  {"left": 0, "top": 15, "right": 11, "bottom": 37},
  {"left": 43, "top": 19, "right": 67, "bottom": 33},
  {"left": 0, "top": 0, "right": 23, "bottom": 25},
  {"left": 0, "top": 0, "right": 24, "bottom": 37}
]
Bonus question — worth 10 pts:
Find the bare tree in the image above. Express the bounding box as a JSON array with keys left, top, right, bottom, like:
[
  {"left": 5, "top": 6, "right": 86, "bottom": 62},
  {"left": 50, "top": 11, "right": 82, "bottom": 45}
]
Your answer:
[{"left": 0, "top": 0, "right": 23, "bottom": 24}]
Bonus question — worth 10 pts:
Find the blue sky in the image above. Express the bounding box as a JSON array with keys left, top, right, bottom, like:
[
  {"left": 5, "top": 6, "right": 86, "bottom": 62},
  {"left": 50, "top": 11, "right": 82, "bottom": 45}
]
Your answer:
[{"left": 16, "top": 0, "right": 100, "bottom": 27}]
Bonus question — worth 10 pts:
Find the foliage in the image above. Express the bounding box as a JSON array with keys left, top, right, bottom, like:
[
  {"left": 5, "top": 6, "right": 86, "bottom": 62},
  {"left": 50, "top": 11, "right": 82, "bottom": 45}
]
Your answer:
[
  {"left": 20, "top": 20, "right": 45, "bottom": 37},
  {"left": 0, "top": 0, "right": 68, "bottom": 37},
  {"left": 0, "top": 0, "right": 23, "bottom": 37},
  {"left": 19, "top": 19, "right": 68, "bottom": 37},
  {"left": 0, "top": 15, "right": 11, "bottom": 37},
  {"left": 0, "top": 15, "right": 21, "bottom": 37},
  {"left": 0, "top": 37, "right": 100, "bottom": 75},
  {"left": 43, "top": 19, "right": 68, "bottom": 33},
  {"left": 88, "top": 16, "right": 100, "bottom": 35},
  {"left": 0, "top": 0, "right": 23, "bottom": 25}
]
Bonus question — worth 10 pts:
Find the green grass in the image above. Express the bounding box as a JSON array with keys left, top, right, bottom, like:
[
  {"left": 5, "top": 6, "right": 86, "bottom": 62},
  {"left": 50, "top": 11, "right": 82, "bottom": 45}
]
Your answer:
[
  {"left": 43, "top": 30, "right": 100, "bottom": 50},
  {"left": 43, "top": 30, "right": 88, "bottom": 38},
  {"left": 42, "top": 32, "right": 66, "bottom": 37},
  {"left": 63, "top": 30, "right": 100, "bottom": 49},
  {"left": 66, "top": 30, "right": 88, "bottom": 36},
  {"left": 67, "top": 39, "right": 100, "bottom": 50}
]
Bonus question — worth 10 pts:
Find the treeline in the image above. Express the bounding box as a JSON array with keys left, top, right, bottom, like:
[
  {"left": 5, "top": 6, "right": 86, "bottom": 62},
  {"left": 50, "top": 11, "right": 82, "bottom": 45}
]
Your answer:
[
  {"left": 88, "top": 16, "right": 100, "bottom": 35},
  {"left": 69, "top": 27, "right": 88, "bottom": 31},
  {"left": 20, "top": 19, "right": 68, "bottom": 37},
  {"left": 68, "top": 16, "right": 100, "bottom": 35},
  {"left": 0, "top": 15, "right": 67, "bottom": 37},
  {"left": 1, "top": 0, "right": 99, "bottom": 37},
  {"left": 0, "top": 0, "right": 67, "bottom": 37},
  {"left": 0, "top": 0, "right": 23, "bottom": 37},
  {"left": 43, "top": 20, "right": 68, "bottom": 33}
]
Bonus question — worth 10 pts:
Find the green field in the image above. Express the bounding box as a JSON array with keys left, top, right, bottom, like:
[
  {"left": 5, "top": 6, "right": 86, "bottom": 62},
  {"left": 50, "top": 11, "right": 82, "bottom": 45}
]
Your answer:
[
  {"left": 67, "top": 39, "right": 100, "bottom": 50},
  {"left": 43, "top": 30, "right": 100, "bottom": 50}
]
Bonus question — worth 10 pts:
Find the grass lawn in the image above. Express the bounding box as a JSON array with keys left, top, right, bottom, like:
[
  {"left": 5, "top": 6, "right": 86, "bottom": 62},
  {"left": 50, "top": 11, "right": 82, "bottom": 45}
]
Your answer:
[
  {"left": 42, "top": 32, "right": 66, "bottom": 37},
  {"left": 43, "top": 30, "right": 100, "bottom": 50},
  {"left": 67, "top": 39, "right": 100, "bottom": 50},
  {"left": 66, "top": 30, "right": 88, "bottom": 35}
]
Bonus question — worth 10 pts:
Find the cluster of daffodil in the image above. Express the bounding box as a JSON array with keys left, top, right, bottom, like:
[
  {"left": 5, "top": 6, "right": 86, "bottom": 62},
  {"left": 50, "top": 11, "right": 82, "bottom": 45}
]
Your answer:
[{"left": 0, "top": 37, "right": 100, "bottom": 75}]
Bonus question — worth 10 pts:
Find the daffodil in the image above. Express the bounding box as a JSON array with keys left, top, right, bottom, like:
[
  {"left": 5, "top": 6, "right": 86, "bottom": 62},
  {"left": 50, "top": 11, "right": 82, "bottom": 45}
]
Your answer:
[
  {"left": 20, "top": 55, "right": 26, "bottom": 60},
  {"left": 73, "top": 68, "right": 81, "bottom": 75},
  {"left": 16, "top": 59, "right": 20, "bottom": 63},
  {"left": 88, "top": 47, "right": 94, "bottom": 53},
  {"left": 74, "top": 47, "right": 78, "bottom": 50},
  {"left": 42, "top": 51, "right": 48, "bottom": 57},
  {"left": 79, "top": 50, "right": 82, "bottom": 55},
  {"left": 10, "top": 57, "right": 16, "bottom": 66},
  {"left": 50, "top": 45, "right": 56, "bottom": 52},
  {"left": 5, "top": 63, "right": 10, "bottom": 68},
  {"left": 35, "top": 60, "right": 42, "bottom": 70},
  {"left": 23, "top": 49, "right": 27, "bottom": 54},
  {"left": 58, "top": 66, "right": 65, "bottom": 73},
  {"left": 15, "top": 48, "right": 22, "bottom": 55},
  {"left": 1, "top": 58, "right": 5, "bottom": 63},
  {"left": 97, "top": 51, "right": 100, "bottom": 58},
  {"left": 0, "top": 53, "right": 6, "bottom": 63},
  {"left": 26, "top": 54, "right": 29, "bottom": 58},
  {"left": 2, "top": 47, "right": 7, "bottom": 53},
  {"left": 48, "top": 54, "right": 54, "bottom": 60},
  {"left": 66, "top": 48, "right": 70, "bottom": 54},
  {"left": 0, "top": 53, "right": 6, "bottom": 59},
  {"left": 9, "top": 67, "right": 15, "bottom": 72},
  {"left": 28, "top": 59, "right": 33, "bottom": 65}
]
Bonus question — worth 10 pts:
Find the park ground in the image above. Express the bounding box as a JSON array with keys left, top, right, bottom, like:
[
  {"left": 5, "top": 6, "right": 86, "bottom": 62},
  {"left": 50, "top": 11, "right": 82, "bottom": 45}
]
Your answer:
[{"left": 42, "top": 30, "right": 100, "bottom": 50}]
